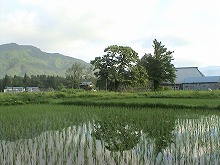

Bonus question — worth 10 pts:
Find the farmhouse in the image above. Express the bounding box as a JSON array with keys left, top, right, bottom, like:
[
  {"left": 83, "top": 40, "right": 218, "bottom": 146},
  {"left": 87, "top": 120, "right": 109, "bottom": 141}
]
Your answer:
[{"left": 164, "top": 67, "right": 220, "bottom": 90}]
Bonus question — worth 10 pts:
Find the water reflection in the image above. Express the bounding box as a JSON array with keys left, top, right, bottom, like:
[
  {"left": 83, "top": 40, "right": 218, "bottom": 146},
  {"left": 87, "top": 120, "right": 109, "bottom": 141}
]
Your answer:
[
  {"left": 92, "top": 119, "right": 141, "bottom": 152},
  {"left": 167, "top": 115, "right": 220, "bottom": 164},
  {"left": 92, "top": 112, "right": 175, "bottom": 156},
  {"left": 0, "top": 115, "right": 219, "bottom": 164}
]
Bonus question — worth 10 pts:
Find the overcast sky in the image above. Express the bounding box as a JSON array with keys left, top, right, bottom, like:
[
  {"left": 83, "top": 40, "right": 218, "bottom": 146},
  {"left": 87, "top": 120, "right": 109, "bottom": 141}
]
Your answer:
[{"left": 0, "top": 0, "right": 219, "bottom": 67}]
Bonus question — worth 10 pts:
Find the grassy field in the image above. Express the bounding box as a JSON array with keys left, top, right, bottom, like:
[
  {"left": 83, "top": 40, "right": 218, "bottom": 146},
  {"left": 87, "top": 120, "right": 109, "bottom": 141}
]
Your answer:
[
  {"left": 0, "top": 104, "right": 92, "bottom": 141},
  {"left": 1, "top": 90, "right": 220, "bottom": 109},
  {"left": 0, "top": 103, "right": 219, "bottom": 164},
  {"left": 60, "top": 97, "right": 220, "bottom": 110},
  {"left": 0, "top": 90, "right": 220, "bottom": 164}
]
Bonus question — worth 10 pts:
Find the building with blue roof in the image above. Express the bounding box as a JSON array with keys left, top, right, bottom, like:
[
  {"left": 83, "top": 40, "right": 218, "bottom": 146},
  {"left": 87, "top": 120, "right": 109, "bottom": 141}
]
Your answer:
[
  {"left": 183, "top": 76, "right": 220, "bottom": 90},
  {"left": 163, "top": 67, "right": 220, "bottom": 90}
]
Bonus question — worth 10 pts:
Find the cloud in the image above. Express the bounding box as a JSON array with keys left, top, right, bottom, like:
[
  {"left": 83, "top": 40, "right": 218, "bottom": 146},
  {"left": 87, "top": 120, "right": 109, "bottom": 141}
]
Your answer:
[{"left": 0, "top": 0, "right": 219, "bottom": 67}]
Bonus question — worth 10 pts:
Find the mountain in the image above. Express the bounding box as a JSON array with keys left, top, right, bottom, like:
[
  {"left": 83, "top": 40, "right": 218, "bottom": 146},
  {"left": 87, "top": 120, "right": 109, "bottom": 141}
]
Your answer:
[
  {"left": 0, "top": 43, "right": 91, "bottom": 78},
  {"left": 199, "top": 66, "right": 220, "bottom": 76}
]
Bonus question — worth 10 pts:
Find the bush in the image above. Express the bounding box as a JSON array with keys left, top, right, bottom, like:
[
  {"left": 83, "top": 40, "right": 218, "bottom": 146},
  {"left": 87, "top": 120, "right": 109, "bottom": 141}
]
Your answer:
[{"left": 54, "top": 92, "right": 67, "bottom": 98}]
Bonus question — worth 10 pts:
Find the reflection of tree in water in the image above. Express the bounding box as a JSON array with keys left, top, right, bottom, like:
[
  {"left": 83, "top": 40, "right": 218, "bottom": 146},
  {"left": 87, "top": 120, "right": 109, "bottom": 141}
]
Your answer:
[
  {"left": 143, "top": 113, "right": 175, "bottom": 155},
  {"left": 92, "top": 110, "right": 176, "bottom": 155},
  {"left": 93, "top": 116, "right": 141, "bottom": 152}
]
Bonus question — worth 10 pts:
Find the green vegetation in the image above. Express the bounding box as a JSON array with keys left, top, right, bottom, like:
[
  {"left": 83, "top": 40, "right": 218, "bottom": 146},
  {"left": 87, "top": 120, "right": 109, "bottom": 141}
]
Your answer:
[
  {"left": 0, "top": 103, "right": 219, "bottom": 164},
  {"left": 0, "top": 72, "right": 96, "bottom": 92},
  {"left": 140, "top": 39, "right": 176, "bottom": 90},
  {"left": 0, "top": 40, "right": 177, "bottom": 92},
  {"left": 1, "top": 90, "right": 220, "bottom": 109},
  {"left": 0, "top": 43, "right": 91, "bottom": 78},
  {"left": 1, "top": 41, "right": 219, "bottom": 164},
  {"left": 66, "top": 63, "right": 94, "bottom": 89},
  {"left": 91, "top": 45, "right": 147, "bottom": 91},
  {"left": 0, "top": 104, "right": 91, "bottom": 141},
  {"left": 91, "top": 39, "right": 176, "bottom": 91},
  {"left": 60, "top": 97, "right": 220, "bottom": 110}
]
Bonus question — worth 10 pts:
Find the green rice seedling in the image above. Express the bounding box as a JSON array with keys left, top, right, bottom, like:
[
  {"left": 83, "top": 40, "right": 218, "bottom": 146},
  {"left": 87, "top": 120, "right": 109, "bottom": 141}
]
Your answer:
[{"left": 0, "top": 104, "right": 219, "bottom": 164}]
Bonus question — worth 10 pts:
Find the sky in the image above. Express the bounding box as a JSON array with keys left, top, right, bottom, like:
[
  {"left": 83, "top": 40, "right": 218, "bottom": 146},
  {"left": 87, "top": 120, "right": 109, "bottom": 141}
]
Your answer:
[{"left": 0, "top": 0, "right": 219, "bottom": 67}]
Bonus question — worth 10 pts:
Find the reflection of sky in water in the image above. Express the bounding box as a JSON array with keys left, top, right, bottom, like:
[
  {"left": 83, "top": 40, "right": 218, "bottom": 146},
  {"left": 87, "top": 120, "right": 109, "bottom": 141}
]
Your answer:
[
  {"left": 0, "top": 115, "right": 219, "bottom": 164},
  {"left": 163, "top": 115, "right": 220, "bottom": 164}
]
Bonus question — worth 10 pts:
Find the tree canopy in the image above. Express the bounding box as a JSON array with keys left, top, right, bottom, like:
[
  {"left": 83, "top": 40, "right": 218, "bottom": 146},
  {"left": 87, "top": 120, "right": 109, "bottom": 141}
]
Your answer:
[
  {"left": 91, "top": 45, "right": 147, "bottom": 91},
  {"left": 66, "top": 63, "right": 84, "bottom": 89},
  {"left": 140, "top": 39, "right": 176, "bottom": 90}
]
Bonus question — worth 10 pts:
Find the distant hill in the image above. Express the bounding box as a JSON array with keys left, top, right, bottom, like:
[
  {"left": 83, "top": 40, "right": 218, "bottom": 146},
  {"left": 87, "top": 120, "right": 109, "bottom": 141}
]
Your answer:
[
  {"left": 199, "top": 66, "right": 220, "bottom": 76},
  {"left": 0, "top": 43, "right": 91, "bottom": 78}
]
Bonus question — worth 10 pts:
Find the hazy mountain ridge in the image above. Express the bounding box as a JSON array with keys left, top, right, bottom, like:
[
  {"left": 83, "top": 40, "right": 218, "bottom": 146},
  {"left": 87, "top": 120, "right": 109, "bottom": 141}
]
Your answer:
[
  {"left": 0, "top": 43, "right": 91, "bottom": 78},
  {"left": 199, "top": 66, "right": 220, "bottom": 76}
]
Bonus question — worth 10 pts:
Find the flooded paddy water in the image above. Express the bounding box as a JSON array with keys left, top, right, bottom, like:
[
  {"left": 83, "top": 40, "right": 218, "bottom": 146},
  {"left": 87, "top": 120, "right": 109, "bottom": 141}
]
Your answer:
[{"left": 0, "top": 105, "right": 219, "bottom": 164}]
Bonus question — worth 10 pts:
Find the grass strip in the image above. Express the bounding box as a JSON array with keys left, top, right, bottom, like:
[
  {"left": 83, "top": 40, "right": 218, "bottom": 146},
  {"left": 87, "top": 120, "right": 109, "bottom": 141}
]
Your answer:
[{"left": 58, "top": 99, "right": 220, "bottom": 110}]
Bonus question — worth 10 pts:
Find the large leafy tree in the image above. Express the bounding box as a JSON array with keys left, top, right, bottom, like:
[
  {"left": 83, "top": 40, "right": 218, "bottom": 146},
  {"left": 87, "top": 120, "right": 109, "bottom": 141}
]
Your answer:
[
  {"left": 140, "top": 39, "right": 176, "bottom": 90},
  {"left": 91, "top": 45, "right": 147, "bottom": 91},
  {"left": 66, "top": 63, "right": 84, "bottom": 89},
  {"left": 23, "top": 73, "right": 30, "bottom": 89},
  {"left": 129, "top": 60, "right": 148, "bottom": 87}
]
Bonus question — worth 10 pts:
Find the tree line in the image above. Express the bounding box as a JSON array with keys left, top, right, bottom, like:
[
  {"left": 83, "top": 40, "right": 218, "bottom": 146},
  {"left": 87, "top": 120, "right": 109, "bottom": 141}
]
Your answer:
[
  {"left": 0, "top": 39, "right": 176, "bottom": 92},
  {"left": 0, "top": 67, "right": 96, "bottom": 92},
  {"left": 0, "top": 74, "right": 63, "bottom": 92}
]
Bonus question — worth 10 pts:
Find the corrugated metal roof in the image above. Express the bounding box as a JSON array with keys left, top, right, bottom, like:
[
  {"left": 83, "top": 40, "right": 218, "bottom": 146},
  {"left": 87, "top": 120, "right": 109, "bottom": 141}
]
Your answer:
[
  {"left": 80, "top": 82, "right": 93, "bottom": 85},
  {"left": 174, "top": 67, "right": 204, "bottom": 84},
  {"left": 6, "top": 87, "right": 24, "bottom": 89},
  {"left": 184, "top": 76, "right": 220, "bottom": 83}
]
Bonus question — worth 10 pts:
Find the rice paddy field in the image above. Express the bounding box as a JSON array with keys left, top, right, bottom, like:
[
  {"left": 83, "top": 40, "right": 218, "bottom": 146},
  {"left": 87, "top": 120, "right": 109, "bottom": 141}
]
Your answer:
[{"left": 0, "top": 90, "right": 220, "bottom": 164}]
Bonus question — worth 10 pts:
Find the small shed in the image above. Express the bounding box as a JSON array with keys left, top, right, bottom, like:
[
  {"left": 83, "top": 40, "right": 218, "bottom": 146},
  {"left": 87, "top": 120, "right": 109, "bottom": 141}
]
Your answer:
[
  {"left": 79, "top": 82, "right": 94, "bottom": 91},
  {"left": 26, "top": 87, "right": 40, "bottom": 92}
]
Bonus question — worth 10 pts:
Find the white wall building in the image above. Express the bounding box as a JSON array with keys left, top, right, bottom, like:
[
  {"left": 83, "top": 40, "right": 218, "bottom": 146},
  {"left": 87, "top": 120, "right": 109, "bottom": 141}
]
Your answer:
[{"left": 4, "top": 87, "right": 40, "bottom": 93}]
